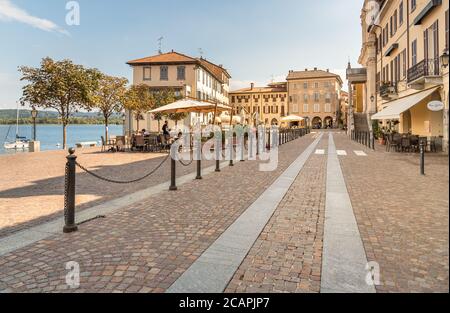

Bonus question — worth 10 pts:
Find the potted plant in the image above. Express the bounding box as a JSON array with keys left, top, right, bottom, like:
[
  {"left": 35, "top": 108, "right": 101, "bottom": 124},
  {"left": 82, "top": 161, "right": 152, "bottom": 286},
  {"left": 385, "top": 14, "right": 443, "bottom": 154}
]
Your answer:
[{"left": 372, "top": 122, "right": 385, "bottom": 145}]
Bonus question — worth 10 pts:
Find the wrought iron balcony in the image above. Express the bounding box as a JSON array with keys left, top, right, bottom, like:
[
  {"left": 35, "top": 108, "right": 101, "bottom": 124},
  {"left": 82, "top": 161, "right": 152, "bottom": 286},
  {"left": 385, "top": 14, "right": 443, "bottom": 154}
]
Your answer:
[
  {"left": 379, "top": 82, "right": 397, "bottom": 99},
  {"left": 407, "top": 58, "right": 440, "bottom": 84}
]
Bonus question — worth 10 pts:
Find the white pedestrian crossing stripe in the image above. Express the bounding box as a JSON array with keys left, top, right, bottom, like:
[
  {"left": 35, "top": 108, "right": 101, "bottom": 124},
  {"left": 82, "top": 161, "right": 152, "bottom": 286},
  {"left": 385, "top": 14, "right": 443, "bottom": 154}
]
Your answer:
[
  {"left": 336, "top": 150, "right": 347, "bottom": 156},
  {"left": 354, "top": 150, "right": 367, "bottom": 156},
  {"left": 315, "top": 149, "right": 325, "bottom": 155}
]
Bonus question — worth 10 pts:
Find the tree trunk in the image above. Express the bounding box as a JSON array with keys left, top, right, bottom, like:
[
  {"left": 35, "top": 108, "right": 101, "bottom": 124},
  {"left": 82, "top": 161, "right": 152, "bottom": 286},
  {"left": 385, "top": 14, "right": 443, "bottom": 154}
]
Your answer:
[
  {"left": 158, "top": 119, "right": 161, "bottom": 132},
  {"left": 105, "top": 115, "right": 109, "bottom": 142},
  {"left": 62, "top": 123, "right": 67, "bottom": 150},
  {"left": 136, "top": 116, "right": 140, "bottom": 133}
]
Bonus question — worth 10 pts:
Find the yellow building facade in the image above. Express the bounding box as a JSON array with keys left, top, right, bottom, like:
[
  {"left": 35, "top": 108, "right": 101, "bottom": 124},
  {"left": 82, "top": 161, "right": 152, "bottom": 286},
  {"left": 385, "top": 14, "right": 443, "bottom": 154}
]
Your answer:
[
  {"left": 229, "top": 82, "right": 288, "bottom": 126},
  {"left": 230, "top": 68, "right": 343, "bottom": 129},
  {"left": 287, "top": 69, "right": 343, "bottom": 128},
  {"left": 352, "top": 0, "right": 449, "bottom": 151}
]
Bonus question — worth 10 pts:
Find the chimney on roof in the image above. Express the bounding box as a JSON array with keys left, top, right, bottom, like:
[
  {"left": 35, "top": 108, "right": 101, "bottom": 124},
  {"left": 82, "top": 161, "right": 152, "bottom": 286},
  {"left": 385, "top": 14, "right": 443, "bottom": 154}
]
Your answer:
[
  {"left": 250, "top": 83, "right": 254, "bottom": 90},
  {"left": 326, "top": 69, "right": 329, "bottom": 72},
  {"left": 314, "top": 67, "right": 317, "bottom": 71},
  {"left": 305, "top": 68, "right": 308, "bottom": 71},
  {"left": 171, "top": 49, "right": 174, "bottom": 52},
  {"left": 219, "top": 64, "right": 223, "bottom": 68}
]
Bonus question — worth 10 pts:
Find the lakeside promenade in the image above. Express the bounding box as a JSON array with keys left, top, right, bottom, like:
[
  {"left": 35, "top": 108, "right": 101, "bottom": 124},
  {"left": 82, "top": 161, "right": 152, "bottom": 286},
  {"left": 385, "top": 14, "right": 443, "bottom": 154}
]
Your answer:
[{"left": 0, "top": 131, "right": 448, "bottom": 293}]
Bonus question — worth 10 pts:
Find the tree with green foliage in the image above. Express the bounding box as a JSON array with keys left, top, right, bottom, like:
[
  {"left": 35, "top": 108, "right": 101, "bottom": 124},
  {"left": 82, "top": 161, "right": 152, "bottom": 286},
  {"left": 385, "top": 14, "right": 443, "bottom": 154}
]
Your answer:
[
  {"left": 89, "top": 74, "right": 128, "bottom": 141},
  {"left": 19, "top": 57, "right": 100, "bottom": 149},
  {"left": 152, "top": 89, "right": 186, "bottom": 130},
  {"left": 123, "top": 84, "right": 154, "bottom": 132}
]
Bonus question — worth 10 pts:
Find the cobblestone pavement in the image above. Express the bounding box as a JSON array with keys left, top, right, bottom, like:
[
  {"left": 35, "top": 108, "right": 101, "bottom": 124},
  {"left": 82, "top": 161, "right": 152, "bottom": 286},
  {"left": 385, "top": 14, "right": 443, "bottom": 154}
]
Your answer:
[
  {"left": 334, "top": 133, "right": 449, "bottom": 293},
  {"left": 0, "top": 135, "right": 315, "bottom": 293},
  {"left": 0, "top": 147, "right": 216, "bottom": 238},
  {"left": 225, "top": 136, "right": 328, "bottom": 293}
]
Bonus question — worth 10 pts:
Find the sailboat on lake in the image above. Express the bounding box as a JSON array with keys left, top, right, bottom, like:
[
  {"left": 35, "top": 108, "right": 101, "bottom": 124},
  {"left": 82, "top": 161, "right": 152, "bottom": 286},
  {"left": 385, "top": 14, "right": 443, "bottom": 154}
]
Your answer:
[{"left": 3, "top": 103, "right": 30, "bottom": 150}]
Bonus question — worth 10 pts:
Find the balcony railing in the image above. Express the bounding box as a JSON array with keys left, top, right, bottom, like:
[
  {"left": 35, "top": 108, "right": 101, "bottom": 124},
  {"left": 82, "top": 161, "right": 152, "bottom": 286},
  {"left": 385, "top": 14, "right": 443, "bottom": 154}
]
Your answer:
[
  {"left": 379, "top": 82, "right": 397, "bottom": 98},
  {"left": 407, "top": 58, "right": 440, "bottom": 83}
]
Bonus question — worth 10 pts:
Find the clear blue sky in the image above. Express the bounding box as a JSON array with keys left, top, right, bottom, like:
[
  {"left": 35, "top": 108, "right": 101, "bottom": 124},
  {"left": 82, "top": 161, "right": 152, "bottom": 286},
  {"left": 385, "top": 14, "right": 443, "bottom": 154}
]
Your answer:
[{"left": 0, "top": 0, "right": 362, "bottom": 109}]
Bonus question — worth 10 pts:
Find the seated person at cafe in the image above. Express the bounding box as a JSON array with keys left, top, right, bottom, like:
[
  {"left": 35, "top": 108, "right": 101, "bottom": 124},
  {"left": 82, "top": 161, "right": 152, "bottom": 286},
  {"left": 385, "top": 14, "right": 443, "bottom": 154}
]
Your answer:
[{"left": 141, "top": 129, "right": 150, "bottom": 136}]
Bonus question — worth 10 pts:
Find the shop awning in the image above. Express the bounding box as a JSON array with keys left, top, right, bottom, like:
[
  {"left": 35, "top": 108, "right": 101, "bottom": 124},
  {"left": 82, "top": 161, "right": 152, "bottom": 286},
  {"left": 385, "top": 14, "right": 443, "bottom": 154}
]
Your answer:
[{"left": 371, "top": 87, "right": 440, "bottom": 120}]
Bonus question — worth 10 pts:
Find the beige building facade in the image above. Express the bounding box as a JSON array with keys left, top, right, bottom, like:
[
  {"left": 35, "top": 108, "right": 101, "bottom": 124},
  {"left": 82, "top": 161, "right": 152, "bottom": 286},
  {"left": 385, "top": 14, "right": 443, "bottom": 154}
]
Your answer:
[
  {"left": 350, "top": 0, "right": 449, "bottom": 151},
  {"left": 229, "top": 68, "right": 343, "bottom": 128},
  {"left": 286, "top": 69, "right": 343, "bottom": 128},
  {"left": 125, "top": 51, "right": 231, "bottom": 133}
]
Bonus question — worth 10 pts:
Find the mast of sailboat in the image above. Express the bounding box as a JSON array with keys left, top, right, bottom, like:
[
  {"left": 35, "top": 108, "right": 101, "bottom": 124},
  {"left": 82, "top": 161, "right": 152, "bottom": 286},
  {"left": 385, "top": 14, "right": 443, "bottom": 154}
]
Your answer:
[{"left": 15, "top": 101, "right": 20, "bottom": 139}]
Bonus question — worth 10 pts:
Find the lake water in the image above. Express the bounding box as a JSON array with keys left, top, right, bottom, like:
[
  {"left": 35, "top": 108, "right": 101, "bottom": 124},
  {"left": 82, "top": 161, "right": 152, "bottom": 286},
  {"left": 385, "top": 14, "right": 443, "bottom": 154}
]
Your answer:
[{"left": 0, "top": 124, "right": 123, "bottom": 155}]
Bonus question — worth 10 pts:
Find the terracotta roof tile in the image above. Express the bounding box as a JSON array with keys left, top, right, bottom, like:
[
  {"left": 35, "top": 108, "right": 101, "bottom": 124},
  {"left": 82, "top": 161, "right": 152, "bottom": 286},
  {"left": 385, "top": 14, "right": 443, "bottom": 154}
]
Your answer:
[
  {"left": 126, "top": 51, "right": 196, "bottom": 65},
  {"left": 230, "top": 85, "right": 287, "bottom": 94},
  {"left": 126, "top": 51, "right": 231, "bottom": 83},
  {"left": 286, "top": 69, "right": 343, "bottom": 84}
]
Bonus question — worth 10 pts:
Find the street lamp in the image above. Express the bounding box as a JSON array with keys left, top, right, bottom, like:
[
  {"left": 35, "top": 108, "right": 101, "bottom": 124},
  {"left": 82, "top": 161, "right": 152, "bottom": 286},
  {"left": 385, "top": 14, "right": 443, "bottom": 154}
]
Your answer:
[
  {"left": 31, "top": 106, "right": 38, "bottom": 141},
  {"left": 440, "top": 49, "right": 449, "bottom": 68}
]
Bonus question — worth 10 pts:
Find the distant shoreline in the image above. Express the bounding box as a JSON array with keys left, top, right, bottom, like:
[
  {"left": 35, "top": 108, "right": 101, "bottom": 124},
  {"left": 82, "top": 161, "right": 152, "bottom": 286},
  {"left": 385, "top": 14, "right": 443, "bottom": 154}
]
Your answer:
[{"left": 0, "top": 124, "right": 118, "bottom": 126}]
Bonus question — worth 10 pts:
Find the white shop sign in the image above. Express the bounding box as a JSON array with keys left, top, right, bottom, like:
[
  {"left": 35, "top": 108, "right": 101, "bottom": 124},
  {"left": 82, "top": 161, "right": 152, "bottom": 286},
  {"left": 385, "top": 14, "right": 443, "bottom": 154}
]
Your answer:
[{"left": 427, "top": 100, "right": 444, "bottom": 112}]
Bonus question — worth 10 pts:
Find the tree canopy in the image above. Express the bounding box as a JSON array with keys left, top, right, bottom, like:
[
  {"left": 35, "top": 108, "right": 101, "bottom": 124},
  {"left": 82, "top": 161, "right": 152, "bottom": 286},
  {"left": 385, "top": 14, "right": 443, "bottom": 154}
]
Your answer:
[{"left": 19, "top": 57, "right": 101, "bottom": 148}]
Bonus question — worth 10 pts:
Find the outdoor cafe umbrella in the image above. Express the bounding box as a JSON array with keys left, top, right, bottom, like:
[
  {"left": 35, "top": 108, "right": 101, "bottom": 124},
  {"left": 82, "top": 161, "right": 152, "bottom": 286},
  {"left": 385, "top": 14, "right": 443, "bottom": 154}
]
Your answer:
[
  {"left": 148, "top": 99, "right": 231, "bottom": 114},
  {"left": 281, "top": 115, "right": 304, "bottom": 123},
  {"left": 220, "top": 112, "right": 242, "bottom": 124}
]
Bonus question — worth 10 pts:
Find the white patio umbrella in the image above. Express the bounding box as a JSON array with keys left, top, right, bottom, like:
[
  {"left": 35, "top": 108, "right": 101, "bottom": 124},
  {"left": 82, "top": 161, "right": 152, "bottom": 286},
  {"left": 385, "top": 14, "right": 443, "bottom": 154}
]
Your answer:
[
  {"left": 220, "top": 112, "right": 242, "bottom": 124},
  {"left": 149, "top": 99, "right": 231, "bottom": 114},
  {"left": 281, "top": 115, "right": 304, "bottom": 122}
]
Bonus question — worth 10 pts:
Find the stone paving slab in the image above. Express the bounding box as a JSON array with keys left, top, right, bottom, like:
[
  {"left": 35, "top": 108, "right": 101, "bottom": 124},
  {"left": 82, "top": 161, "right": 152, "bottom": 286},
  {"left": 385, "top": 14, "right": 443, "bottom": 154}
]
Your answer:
[
  {"left": 167, "top": 134, "right": 323, "bottom": 293},
  {"left": 0, "top": 148, "right": 217, "bottom": 238},
  {"left": 225, "top": 134, "right": 328, "bottom": 293},
  {"left": 0, "top": 159, "right": 231, "bottom": 257},
  {"left": 334, "top": 133, "right": 449, "bottom": 293},
  {"left": 0, "top": 135, "right": 315, "bottom": 293},
  {"left": 321, "top": 133, "right": 375, "bottom": 293}
]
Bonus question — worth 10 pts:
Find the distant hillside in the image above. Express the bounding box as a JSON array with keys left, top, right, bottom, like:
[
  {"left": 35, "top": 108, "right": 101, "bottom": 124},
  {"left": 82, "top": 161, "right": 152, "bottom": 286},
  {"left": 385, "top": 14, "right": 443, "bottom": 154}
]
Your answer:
[
  {"left": 0, "top": 109, "right": 123, "bottom": 125},
  {"left": 0, "top": 109, "right": 122, "bottom": 119}
]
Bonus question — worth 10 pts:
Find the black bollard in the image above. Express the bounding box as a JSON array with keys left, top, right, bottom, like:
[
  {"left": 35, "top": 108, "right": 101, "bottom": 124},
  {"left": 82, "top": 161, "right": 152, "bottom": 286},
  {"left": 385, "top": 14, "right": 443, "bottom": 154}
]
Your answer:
[
  {"left": 169, "top": 157, "right": 177, "bottom": 190},
  {"left": 240, "top": 137, "right": 245, "bottom": 162},
  {"left": 63, "top": 148, "right": 78, "bottom": 233},
  {"left": 372, "top": 132, "right": 375, "bottom": 150},
  {"left": 420, "top": 141, "right": 425, "bottom": 175},
  {"left": 215, "top": 158, "right": 221, "bottom": 172},
  {"left": 229, "top": 135, "right": 234, "bottom": 166},
  {"left": 215, "top": 158, "right": 220, "bottom": 172},
  {"left": 196, "top": 160, "right": 202, "bottom": 179},
  {"left": 256, "top": 132, "right": 259, "bottom": 155},
  {"left": 215, "top": 136, "right": 221, "bottom": 172}
]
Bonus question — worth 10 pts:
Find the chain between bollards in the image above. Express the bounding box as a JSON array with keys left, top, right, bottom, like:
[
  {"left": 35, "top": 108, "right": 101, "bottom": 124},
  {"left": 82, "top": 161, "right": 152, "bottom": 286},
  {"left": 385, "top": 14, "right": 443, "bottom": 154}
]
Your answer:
[{"left": 63, "top": 148, "right": 78, "bottom": 233}]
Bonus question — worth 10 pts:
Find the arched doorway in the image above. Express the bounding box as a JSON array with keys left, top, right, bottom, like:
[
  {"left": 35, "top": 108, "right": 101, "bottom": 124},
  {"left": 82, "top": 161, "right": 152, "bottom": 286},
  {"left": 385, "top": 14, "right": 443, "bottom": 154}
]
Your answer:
[
  {"left": 324, "top": 116, "right": 333, "bottom": 129},
  {"left": 312, "top": 117, "right": 322, "bottom": 129}
]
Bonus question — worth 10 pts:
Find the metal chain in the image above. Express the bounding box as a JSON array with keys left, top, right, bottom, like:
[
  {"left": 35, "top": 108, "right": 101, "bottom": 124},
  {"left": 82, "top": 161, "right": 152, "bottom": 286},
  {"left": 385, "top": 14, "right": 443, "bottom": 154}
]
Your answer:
[
  {"left": 178, "top": 157, "right": 194, "bottom": 167},
  {"left": 75, "top": 153, "right": 170, "bottom": 184}
]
